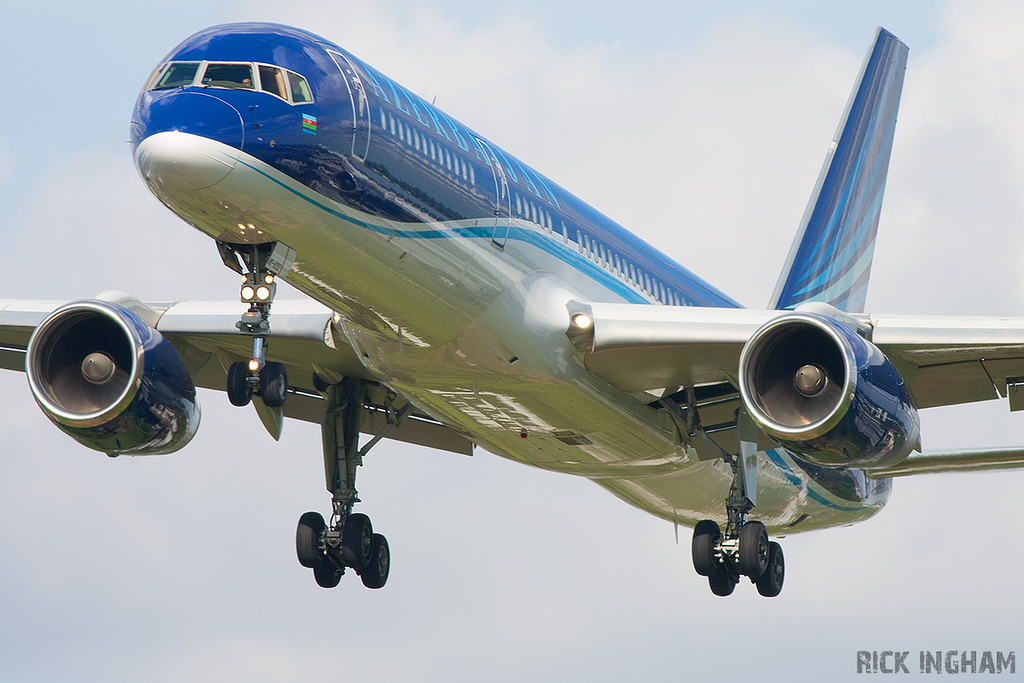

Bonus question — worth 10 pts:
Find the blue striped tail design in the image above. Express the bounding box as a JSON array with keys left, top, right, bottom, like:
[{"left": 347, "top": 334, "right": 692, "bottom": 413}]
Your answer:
[{"left": 770, "top": 28, "right": 908, "bottom": 313}]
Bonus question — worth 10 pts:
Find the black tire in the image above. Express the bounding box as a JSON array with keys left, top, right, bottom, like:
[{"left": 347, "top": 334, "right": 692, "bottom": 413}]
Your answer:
[
  {"left": 360, "top": 533, "right": 390, "bottom": 589},
  {"left": 738, "top": 521, "right": 769, "bottom": 578},
  {"left": 313, "top": 561, "right": 342, "bottom": 588},
  {"left": 296, "top": 511, "right": 325, "bottom": 569},
  {"left": 708, "top": 570, "right": 736, "bottom": 597},
  {"left": 342, "top": 513, "right": 374, "bottom": 568},
  {"left": 756, "top": 541, "right": 785, "bottom": 598},
  {"left": 691, "top": 520, "right": 721, "bottom": 576},
  {"left": 226, "top": 361, "right": 252, "bottom": 407},
  {"left": 260, "top": 361, "right": 288, "bottom": 408}
]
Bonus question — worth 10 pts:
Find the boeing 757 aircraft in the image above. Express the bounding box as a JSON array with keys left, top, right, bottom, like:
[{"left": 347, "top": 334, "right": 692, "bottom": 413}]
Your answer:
[{"left": 3, "top": 23, "right": 1024, "bottom": 598}]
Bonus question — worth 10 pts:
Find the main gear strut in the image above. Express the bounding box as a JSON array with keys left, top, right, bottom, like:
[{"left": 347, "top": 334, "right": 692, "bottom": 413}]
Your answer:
[
  {"left": 663, "top": 389, "right": 785, "bottom": 598},
  {"left": 295, "top": 379, "right": 401, "bottom": 589}
]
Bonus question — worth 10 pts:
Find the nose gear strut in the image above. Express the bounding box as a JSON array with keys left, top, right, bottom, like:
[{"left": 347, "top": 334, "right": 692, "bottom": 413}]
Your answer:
[{"left": 217, "top": 241, "right": 293, "bottom": 409}]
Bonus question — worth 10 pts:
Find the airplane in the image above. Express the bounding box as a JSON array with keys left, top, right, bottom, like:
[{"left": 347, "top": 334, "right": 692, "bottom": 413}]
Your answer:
[{"left": 3, "top": 22, "right": 1024, "bottom": 598}]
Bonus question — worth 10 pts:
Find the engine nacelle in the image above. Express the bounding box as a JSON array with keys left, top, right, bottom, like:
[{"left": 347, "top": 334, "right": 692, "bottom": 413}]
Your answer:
[
  {"left": 25, "top": 300, "right": 200, "bottom": 455},
  {"left": 738, "top": 312, "right": 919, "bottom": 469}
]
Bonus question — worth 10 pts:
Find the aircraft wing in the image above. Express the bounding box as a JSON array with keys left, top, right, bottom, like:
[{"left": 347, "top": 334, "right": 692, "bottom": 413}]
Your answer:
[
  {"left": 0, "top": 295, "right": 473, "bottom": 455},
  {"left": 569, "top": 301, "right": 1024, "bottom": 408},
  {"left": 567, "top": 300, "right": 1024, "bottom": 469},
  {"left": 866, "top": 447, "right": 1024, "bottom": 478}
]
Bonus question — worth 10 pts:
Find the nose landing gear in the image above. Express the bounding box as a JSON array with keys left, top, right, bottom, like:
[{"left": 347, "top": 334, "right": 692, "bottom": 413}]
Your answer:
[{"left": 218, "top": 241, "right": 292, "bottom": 409}]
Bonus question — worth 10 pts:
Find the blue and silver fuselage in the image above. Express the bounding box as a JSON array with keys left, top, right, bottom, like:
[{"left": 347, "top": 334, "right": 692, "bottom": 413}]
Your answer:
[{"left": 131, "top": 22, "right": 890, "bottom": 533}]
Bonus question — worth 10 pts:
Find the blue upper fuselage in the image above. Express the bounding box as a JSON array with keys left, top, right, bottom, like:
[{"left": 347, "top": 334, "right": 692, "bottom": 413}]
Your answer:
[{"left": 131, "top": 22, "right": 740, "bottom": 310}]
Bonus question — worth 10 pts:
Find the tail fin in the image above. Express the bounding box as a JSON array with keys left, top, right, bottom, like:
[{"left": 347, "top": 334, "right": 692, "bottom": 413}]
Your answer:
[{"left": 769, "top": 28, "right": 908, "bottom": 313}]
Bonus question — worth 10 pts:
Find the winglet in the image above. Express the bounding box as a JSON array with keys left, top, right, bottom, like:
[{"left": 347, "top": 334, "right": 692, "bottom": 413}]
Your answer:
[{"left": 769, "top": 28, "right": 909, "bottom": 313}]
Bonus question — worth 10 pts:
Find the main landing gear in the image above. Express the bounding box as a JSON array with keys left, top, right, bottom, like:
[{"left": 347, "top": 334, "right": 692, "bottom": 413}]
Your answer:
[
  {"left": 689, "top": 426, "right": 785, "bottom": 597},
  {"left": 295, "top": 378, "right": 393, "bottom": 589},
  {"left": 665, "top": 391, "right": 785, "bottom": 598}
]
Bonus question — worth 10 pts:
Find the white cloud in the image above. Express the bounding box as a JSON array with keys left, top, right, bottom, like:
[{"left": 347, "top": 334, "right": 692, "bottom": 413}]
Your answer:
[{"left": 0, "top": 147, "right": 239, "bottom": 301}]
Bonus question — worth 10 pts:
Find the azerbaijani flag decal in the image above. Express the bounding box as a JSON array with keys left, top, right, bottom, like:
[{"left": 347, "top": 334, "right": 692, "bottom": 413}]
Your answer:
[{"left": 302, "top": 113, "right": 317, "bottom": 135}]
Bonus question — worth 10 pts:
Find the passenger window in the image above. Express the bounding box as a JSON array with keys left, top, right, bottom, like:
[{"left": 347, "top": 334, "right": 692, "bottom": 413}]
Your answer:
[
  {"left": 288, "top": 71, "right": 313, "bottom": 103},
  {"left": 202, "top": 63, "right": 255, "bottom": 89},
  {"left": 259, "top": 65, "right": 287, "bottom": 99},
  {"left": 154, "top": 62, "right": 200, "bottom": 89}
]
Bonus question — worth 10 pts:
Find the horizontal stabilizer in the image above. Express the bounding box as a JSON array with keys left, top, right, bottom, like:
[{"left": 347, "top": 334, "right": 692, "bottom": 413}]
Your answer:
[{"left": 770, "top": 28, "right": 909, "bottom": 313}]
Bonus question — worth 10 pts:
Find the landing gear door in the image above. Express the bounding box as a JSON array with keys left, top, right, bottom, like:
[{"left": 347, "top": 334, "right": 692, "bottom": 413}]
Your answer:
[
  {"left": 474, "top": 137, "right": 512, "bottom": 248},
  {"left": 328, "top": 50, "right": 371, "bottom": 162}
]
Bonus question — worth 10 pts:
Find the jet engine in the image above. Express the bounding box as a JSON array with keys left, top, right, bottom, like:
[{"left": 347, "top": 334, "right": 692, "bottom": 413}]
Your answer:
[
  {"left": 738, "top": 312, "right": 918, "bottom": 469},
  {"left": 25, "top": 300, "right": 199, "bottom": 455}
]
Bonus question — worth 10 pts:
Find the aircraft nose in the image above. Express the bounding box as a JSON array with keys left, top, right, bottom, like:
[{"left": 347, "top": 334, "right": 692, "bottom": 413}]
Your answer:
[
  {"left": 133, "top": 91, "right": 244, "bottom": 191},
  {"left": 135, "top": 130, "right": 239, "bottom": 192}
]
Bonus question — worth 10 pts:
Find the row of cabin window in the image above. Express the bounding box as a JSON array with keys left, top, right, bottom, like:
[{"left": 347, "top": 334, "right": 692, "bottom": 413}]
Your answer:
[
  {"left": 381, "top": 108, "right": 476, "bottom": 185},
  {"left": 515, "top": 193, "right": 555, "bottom": 234},
  {"left": 575, "top": 229, "right": 685, "bottom": 305}
]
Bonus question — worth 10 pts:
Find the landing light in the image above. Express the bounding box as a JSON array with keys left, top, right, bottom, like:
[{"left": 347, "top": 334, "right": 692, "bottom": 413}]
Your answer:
[
  {"left": 264, "top": 274, "right": 274, "bottom": 285},
  {"left": 256, "top": 286, "right": 272, "bottom": 301},
  {"left": 241, "top": 285, "right": 255, "bottom": 301},
  {"left": 248, "top": 359, "right": 261, "bottom": 372},
  {"left": 572, "top": 313, "right": 593, "bottom": 329}
]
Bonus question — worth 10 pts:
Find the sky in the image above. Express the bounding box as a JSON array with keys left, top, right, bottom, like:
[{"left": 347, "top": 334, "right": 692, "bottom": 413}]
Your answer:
[{"left": 2, "top": 1, "right": 1024, "bottom": 681}]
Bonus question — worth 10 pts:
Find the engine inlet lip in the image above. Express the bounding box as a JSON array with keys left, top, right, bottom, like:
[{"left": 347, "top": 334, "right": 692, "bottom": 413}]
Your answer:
[
  {"left": 738, "top": 313, "right": 857, "bottom": 441},
  {"left": 26, "top": 300, "right": 145, "bottom": 428}
]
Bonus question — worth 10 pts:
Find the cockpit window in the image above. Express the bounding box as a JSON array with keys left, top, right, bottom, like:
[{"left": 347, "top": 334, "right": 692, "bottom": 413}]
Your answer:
[
  {"left": 288, "top": 72, "right": 313, "bottom": 103},
  {"left": 148, "top": 61, "right": 313, "bottom": 104},
  {"left": 201, "top": 63, "right": 255, "bottom": 90},
  {"left": 258, "top": 65, "right": 286, "bottom": 99},
  {"left": 153, "top": 62, "right": 201, "bottom": 89}
]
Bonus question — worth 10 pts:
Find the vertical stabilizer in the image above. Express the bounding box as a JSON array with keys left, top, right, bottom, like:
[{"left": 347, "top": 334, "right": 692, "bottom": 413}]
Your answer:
[{"left": 769, "top": 28, "right": 908, "bottom": 313}]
